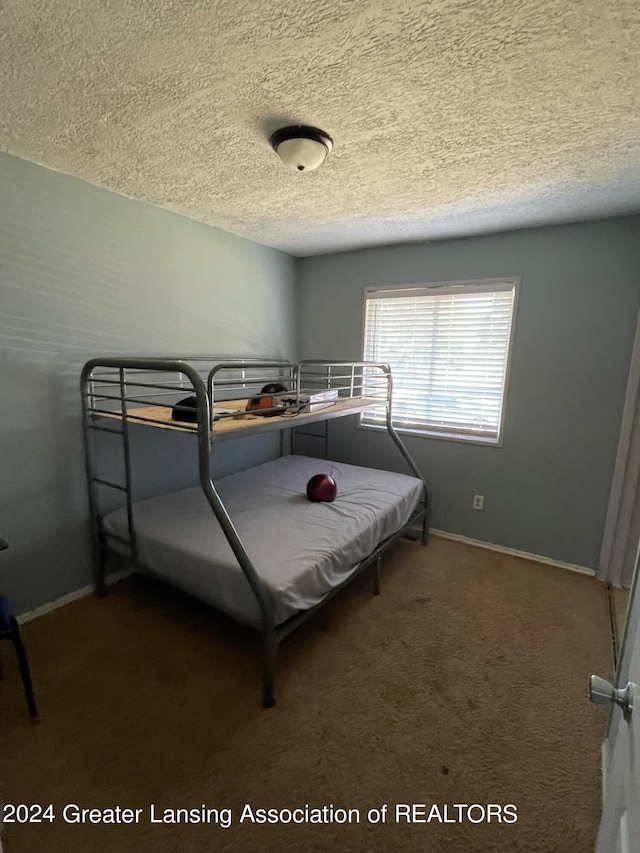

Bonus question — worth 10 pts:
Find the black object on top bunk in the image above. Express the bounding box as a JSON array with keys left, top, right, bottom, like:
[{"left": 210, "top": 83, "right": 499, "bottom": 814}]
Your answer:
[
  {"left": 171, "top": 396, "right": 198, "bottom": 423},
  {"left": 173, "top": 383, "right": 290, "bottom": 422}
]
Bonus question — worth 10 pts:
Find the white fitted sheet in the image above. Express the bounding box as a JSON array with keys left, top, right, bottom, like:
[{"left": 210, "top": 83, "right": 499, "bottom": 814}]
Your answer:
[{"left": 103, "top": 455, "right": 423, "bottom": 627}]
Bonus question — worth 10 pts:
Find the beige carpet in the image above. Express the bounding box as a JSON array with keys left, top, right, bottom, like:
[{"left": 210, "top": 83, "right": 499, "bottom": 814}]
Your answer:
[{"left": 0, "top": 537, "right": 610, "bottom": 853}]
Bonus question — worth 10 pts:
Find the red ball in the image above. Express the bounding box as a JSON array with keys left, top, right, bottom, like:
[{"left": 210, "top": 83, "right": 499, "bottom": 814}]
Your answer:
[{"left": 306, "top": 473, "right": 337, "bottom": 503}]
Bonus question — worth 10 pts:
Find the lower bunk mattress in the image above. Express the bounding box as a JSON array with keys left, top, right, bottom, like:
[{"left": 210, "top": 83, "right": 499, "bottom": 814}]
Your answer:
[{"left": 103, "top": 454, "right": 423, "bottom": 627}]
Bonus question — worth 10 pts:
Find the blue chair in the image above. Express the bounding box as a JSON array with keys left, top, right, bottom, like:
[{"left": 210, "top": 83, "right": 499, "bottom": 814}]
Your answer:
[{"left": 0, "top": 540, "right": 39, "bottom": 723}]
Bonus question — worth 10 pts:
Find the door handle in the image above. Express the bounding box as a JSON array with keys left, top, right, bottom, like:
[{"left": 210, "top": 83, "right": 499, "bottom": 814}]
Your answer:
[{"left": 589, "top": 675, "right": 635, "bottom": 722}]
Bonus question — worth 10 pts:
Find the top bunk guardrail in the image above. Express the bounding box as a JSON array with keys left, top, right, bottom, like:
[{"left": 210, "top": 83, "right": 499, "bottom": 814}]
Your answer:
[{"left": 80, "top": 357, "right": 392, "bottom": 440}]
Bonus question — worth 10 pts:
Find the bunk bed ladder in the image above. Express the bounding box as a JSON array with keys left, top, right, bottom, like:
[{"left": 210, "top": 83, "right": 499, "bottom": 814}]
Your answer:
[{"left": 81, "top": 366, "right": 138, "bottom": 595}]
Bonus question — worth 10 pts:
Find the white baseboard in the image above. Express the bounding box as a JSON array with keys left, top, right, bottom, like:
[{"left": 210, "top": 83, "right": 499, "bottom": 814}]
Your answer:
[
  {"left": 430, "top": 528, "right": 596, "bottom": 577},
  {"left": 17, "top": 570, "right": 133, "bottom": 625}
]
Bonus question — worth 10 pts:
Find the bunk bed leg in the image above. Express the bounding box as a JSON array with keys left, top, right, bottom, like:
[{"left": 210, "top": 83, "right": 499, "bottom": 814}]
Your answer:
[
  {"left": 373, "top": 557, "right": 381, "bottom": 595},
  {"left": 421, "top": 510, "right": 429, "bottom": 547},
  {"left": 262, "top": 630, "right": 278, "bottom": 709}
]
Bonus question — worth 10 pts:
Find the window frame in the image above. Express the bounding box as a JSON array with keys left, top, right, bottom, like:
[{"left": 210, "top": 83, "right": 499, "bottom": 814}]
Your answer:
[{"left": 359, "top": 277, "right": 520, "bottom": 447}]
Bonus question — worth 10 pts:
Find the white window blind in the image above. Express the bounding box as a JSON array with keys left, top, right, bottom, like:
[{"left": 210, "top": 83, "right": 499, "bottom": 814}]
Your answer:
[{"left": 363, "top": 280, "right": 517, "bottom": 442}]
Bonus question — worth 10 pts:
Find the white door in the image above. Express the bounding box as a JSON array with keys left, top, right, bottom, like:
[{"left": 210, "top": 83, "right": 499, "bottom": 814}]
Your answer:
[{"left": 593, "top": 546, "right": 640, "bottom": 853}]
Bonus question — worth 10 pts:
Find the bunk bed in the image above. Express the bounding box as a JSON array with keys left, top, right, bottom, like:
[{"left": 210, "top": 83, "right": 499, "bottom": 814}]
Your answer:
[{"left": 80, "top": 357, "right": 430, "bottom": 707}]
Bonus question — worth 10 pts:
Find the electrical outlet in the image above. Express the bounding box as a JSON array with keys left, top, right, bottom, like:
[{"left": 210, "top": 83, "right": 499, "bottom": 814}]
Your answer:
[{"left": 473, "top": 494, "right": 484, "bottom": 510}]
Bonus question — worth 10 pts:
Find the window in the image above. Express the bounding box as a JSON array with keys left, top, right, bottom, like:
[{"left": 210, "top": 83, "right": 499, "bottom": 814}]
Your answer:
[{"left": 362, "top": 279, "right": 517, "bottom": 444}]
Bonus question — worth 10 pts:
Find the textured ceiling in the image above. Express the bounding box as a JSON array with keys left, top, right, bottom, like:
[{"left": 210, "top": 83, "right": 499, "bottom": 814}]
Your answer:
[{"left": 1, "top": 0, "right": 639, "bottom": 256}]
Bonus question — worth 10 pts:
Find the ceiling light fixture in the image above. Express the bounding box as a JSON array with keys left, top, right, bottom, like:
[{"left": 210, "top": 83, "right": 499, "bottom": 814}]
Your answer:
[{"left": 270, "top": 125, "right": 333, "bottom": 172}]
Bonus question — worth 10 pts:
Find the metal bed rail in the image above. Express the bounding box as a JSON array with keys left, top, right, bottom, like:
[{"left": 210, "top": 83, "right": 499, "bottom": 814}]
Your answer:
[
  {"left": 83, "top": 358, "right": 392, "bottom": 429},
  {"left": 84, "top": 357, "right": 295, "bottom": 428},
  {"left": 80, "top": 356, "right": 430, "bottom": 707}
]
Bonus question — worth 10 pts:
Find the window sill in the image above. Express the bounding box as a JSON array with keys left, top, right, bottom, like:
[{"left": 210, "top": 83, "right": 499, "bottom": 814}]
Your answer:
[{"left": 358, "top": 420, "right": 503, "bottom": 448}]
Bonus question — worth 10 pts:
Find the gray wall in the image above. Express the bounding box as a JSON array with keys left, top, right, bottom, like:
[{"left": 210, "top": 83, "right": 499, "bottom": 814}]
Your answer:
[
  {"left": 0, "top": 153, "right": 296, "bottom": 615},
  {"left": 296, "top": 218, "right": 640, "bottom": 569}
]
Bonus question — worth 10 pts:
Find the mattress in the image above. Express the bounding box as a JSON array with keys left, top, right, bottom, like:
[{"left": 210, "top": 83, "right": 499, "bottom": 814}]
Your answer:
[{"left": 103, "top": 454, "right": 423, "bottom": 627}]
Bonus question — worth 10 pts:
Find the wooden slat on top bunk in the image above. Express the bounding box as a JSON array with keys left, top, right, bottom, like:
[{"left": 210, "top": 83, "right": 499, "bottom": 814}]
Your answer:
[{"left": 95, "top": 397, "right": 382, "bottom": 441}]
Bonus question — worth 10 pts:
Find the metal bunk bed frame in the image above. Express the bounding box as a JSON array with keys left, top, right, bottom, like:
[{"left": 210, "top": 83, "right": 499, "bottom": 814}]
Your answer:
[{"left": 80, "top": 357, "right": 430, "bottom": 707}]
